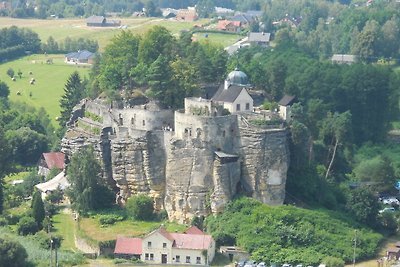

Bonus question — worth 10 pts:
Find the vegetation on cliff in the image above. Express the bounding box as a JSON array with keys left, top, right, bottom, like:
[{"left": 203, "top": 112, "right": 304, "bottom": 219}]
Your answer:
[{"left": 206, "top": 197, "right": 382, "bottom": 266}]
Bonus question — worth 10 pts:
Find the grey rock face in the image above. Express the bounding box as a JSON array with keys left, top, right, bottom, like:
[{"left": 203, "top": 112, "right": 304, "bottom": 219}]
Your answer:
[{"left": 61, "top": 99, "right": 289, "bottom": 222}]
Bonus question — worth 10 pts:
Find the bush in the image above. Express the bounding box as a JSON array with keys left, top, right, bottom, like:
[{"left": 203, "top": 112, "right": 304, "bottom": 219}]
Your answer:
[
  {"left": 126, "top": 194, "right": 154, "bottom": 221},
  {"left": 98, "top": 214, "right": 124, "bottom": 225},
  {"left": 33, "top": 231, "right": 62, "bottom": 249},
  {"left": 17, "top": 216, "right": 38, "bottom": 235},
  {"left": 322, "top": 256, "right": 345, "bottom": 267},
  {"left": 0, "top": 237, "right": 29, "bottom": 267},
  {"left": 0, "top": 216, "right": 7, "bottom": 226}
]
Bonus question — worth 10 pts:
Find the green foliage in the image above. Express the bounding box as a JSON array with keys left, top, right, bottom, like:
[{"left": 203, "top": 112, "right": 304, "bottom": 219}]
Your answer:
[
  {"left": 31, "top": 191, "right": 45, "bottom": 229},
  {"left": 345, "top": 187, "right": 380, "bottom": 228},
  {"left": 322, "top": 256, "right": 345, "bottom": 267},
  {"left": 7, "top": 68, "right": 15, "bottom": 78},
  {"left": 66, "top": 146, "right": 115, "bottom": 213},
  {"left": 98, "top": 214, "right": 124, "bottom": 225},
  {"left": 206, "top": 197, "right": 382, "bottom": 266},
  {"left": 33, "top": 231, "right": 62, "bottom": 249},
  {"left": 45, "top": 187, "right": 63, "bottom": 204},
  {"left": 17, "top": 216, "right": 39, "bottom": 236},
  {"left": 126, "top": 194, "right": 154, "bottom": 221},
  {"left": 0, "top": 236, "right": 29, "bottom": 267},
  {"left": 84, "top": 111, "right": 103, "bottom": 123},
  {"left": 0, "top": 80, "right": 10, "bottom": 98},
  {"left": 59, "top": 71, "right": 84, "bottom": 127}
]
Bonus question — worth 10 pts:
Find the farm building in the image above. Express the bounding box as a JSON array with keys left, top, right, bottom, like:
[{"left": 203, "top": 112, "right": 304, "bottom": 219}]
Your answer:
[
  {"left": 38, "top": 152, "right": 65, "bottom": 177},
  {"left": 65, "top": 50, "right": 95, "bottom": 64},
  {"left": 86, "top": 15, "right": 121, "bottom": 27},
  {"left": 176, "top": 7, "right": 197, "bottom": 21}
]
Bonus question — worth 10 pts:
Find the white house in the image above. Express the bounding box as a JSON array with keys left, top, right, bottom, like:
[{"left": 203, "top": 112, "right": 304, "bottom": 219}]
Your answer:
[
  {"left": 212, "top": 69, "right": 253, "bottom": 114},
  {"left": 114, "top": 226, "right": 216, "bottom": 265},
  {"left": 278, "top": 95, "right": 296, "bottom": 121}
]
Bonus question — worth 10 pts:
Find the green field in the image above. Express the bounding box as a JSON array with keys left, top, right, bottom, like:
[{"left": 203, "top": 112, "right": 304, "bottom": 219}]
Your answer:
[
  {"left": 0, "top": 17, "right": 216, "bottom": 51},
  {"left": 0, "top": 54, "right": 90, "bottom": 127}
]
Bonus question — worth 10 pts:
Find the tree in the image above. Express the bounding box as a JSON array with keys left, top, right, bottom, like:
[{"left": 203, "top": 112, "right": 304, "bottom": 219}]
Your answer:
[
  {"left": 59, "top": 71, "right": 84, "bottom": 127},
  {"left": 0, "top": 80, "right": 9, "bottom": 98},
  {"left": 351, "top": 20, "right": 381, "bottom": 62},
  {"left": 17, "top": 216, "right": 39, "bottom": 235},
  {"left": 345, "top": 187, "right": 380, "bottom": 228},
  {"left": 31, "top": 190, "right": 45, "bottom": 228},
  {"left": 0, "top": 127, "right": 10, "bottom": 214},
  {"left": 322, "top": 256, "right": 345, "bottom": 267},
  {"left": 126, "top": 194, "right": 154, "bottom": 220},
  {"left": 0, "top": 237, "right": 29, "bottom": 267},
  {"left": 196, "top": 0, "right": 215, "bottom": 18},
  {"left": 66, "top": 146, "right": 114, "bottom": 213},
  {"left": 146, "top": 55, "right": 173, "bottom": 106},
  {"left": 6, "top": 68, "right": 14, "bottom": 78}
]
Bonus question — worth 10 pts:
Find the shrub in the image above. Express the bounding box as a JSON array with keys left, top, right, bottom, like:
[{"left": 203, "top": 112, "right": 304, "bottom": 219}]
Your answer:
[
  {"left": 126, "top": 194, "right": 154, "bottom": 221},
  {"left": 17, "top": 216, "right": 38, "bottom": 235},
  {"left": 322, "top": 256, "right": 345, "bottom": 267},
  {"left": 98, "top": 214, "right": 124, "bottom": 225},
  {"left": 33, "top": 231, "right": 62, "bottom": 249},
  {"left": 0, "top": 217, "right": 7, "bottom": 226},
  {"left": 0, "top": 237, "right": 29, "bottom": 267}
]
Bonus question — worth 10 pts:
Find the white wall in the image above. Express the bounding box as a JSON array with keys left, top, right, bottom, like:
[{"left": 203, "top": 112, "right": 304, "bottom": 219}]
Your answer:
[{"left": 141, "top": 231, "right": 173, "bottom": 264}]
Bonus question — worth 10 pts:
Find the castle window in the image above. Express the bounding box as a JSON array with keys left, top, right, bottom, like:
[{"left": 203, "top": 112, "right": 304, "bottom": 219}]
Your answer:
[
  {"left": 246, "top": 103, "right": 250, "bottom": 110},
  {"left": 131, "top": 118, "right": 134, "bottom": 125},
  {"left": 143, "top": 120, "right": 146, "bottom": 126},
  {"left": 223, "top": 130, "right": 226, "bottom": 137},
  {"left": 236, "top": 104, "right": 241, "bottom": 111}
]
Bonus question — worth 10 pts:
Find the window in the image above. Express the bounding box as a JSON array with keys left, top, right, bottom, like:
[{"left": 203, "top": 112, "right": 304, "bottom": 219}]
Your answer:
[
  {"left": 163, "top": 243, "right": 167, "bottom": 248},
  {"left": 186, "top": 256, "right": 191, "bottom": 263},
  {"left": 143, "top": 120, "right": 146, "bottom": 126},
  {"left": 150, "top": 253, "right": 154, "bottom": 260},
  {"left": 147, "top": 241, "right": 152, "bottom": 248},
  {"left": 145, "top": 253, "right": 149, "bottom": 260},
  {"left": 246, "top": 103, "right": 250, "bottom": 110},
  {"left": 176, "top": 255, "right": 180, "bottom": 262},
  {"left": 196, "top": 257, "right": 201, "bottom": 264},
  {"left": 236, "top": 104, "right": 241, "bottom": 111}
]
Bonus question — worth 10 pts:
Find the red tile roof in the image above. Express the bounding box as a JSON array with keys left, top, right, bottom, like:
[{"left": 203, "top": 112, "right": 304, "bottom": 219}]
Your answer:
[
  {"left": 171, "top": 232, "right": 213, "bottom": 250},
  {"left": 184, "top": 226, "right": 205, "bottom": 235},
  {"left": 217, "top": 20, "right": 241, "bottom": 30},
  {"left": 114, "top": 237, "right": 142, "bottom": 255},
  {"left": 158, "top": 227, "right": 175, "bottom": 242},
  {"left": 43, "top": 152, "right": 65, "bottom": 170}
]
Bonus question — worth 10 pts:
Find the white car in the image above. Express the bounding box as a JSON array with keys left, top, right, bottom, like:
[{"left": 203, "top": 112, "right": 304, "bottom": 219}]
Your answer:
[
  {"left": 257, "top": 262, "right": 266, "bottom": 267},
  {"left": 379, "top": 207, "right": 395, "bottom": 213}
]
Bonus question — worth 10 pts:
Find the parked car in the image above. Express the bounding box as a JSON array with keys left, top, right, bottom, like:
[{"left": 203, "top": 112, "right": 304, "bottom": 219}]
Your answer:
[
  {"left": 382, "top": 197, "right": 399, "bottom": 205},
  {"left": 282, "top": 264, "right": 293, "bottom": 267},
  {"left": 257, "top": 262, "right": 266, "bottom": 267},
  {"left": 238, "top": 261, "right": 247, "bottom": 267}
]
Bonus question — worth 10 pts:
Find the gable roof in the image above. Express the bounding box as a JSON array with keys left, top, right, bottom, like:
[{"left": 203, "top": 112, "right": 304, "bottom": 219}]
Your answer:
[
  {"left": 217, "top": 20, "right": 241, "bottom": 30},
  {"left": 42, "top": 152, "right": 65, "bottom": 169},
  {"left": 184, "top": 226, "right": 205, "bottom": 235},
  {"left": 170, "top": 232, "right": 213, "bottom": 250},
  {"left": 86, "top": 15, "right": 105, "bottom": 24},
  {"left": 331, "top": 54, "right": 357, "bottom": 63},
  {"left": 278, "top": 95, "right": 296, "bottom": 106},
  {"left": 35, "top": 171, "right": 69, "bottom": 192},
  {"left": 248, "top": 32, "right": 271, "bottom": 43},
  {"left": 157, "top": 227, "right": 175, "bottom": 242},
  {"left": 114, "top": 237, "right": 142, "bottom": 255},
  {"left": 65, "top": 50, "right": 95, "bottom": 60},
  {"left": 212, "top": 85, "right": 249, "bottom": 103},
  {"left": 230, "top": 14, "right": 254, "bottom": 24}
]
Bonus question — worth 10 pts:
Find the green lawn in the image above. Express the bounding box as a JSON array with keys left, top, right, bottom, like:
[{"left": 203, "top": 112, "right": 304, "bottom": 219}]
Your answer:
[
  {"left": 193, "top": 32, "right": 244, "bottom": 47},
  {"left": 53, "top": 211, "right": 77, "bottom": 252},
  {"left": 0, "top": 54, "right": 90, "bottom": 127}
]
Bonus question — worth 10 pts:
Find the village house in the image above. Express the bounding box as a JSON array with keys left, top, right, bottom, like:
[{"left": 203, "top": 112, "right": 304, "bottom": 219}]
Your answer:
[
  {"left": 176, "top": 7, "right": 197, "bottom": 21},
  {"left": 273, "top": 15, "right": 302, "bottom": 28},
  {"left": 65, "top": 50, "right": 95, "bottom": 64},
  {"left": 114, "top": 226, "right": 215, "bottom": 265},
  {"left": 247, "top": 32, "right": 271, "bottom": 47},
  {"left": 217, "top": 20, "right": 241, "bottom": 32},
  {"left": 38, "top": 152, "right": 65, "bottom": 177},
  {"left": 35, "top": 171, "right": 69, "bottom": 200},
  {"left": 331, "top": 54, "right": 358, "bottom": 64},
  {"left": 229, "top": 13, "right": 255, "bottom": 28}
]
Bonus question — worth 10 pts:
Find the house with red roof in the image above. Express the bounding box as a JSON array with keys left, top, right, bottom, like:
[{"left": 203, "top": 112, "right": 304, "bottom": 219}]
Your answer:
[
  {"left": 217, "top": 20, "right": 242, "bottom": 32},
  {"left": 114, "top": 226, "right": 215, "bottom": 265},
  {"left": 38, "top": 152, "right": 65, "bottom": 177}
]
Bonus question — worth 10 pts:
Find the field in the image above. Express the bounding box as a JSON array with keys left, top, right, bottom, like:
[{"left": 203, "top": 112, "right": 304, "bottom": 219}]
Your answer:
[
  {"left": 0, "top": 54, "right": 90, "bottom": 126},
  {"left": 0, "top": 17, "right": 241, "bottom": 50}
]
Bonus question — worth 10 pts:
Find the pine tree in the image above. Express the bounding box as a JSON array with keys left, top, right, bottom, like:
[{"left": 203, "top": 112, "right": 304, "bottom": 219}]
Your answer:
[
  {"left": 31, "top": 191, "right": 45, "bottom": 229},
  {"left": 0, "top": 128, "right": 10, "bottom": 214},
  {"left": 59, "top": 71, "right": 83, "bottom": 127}
]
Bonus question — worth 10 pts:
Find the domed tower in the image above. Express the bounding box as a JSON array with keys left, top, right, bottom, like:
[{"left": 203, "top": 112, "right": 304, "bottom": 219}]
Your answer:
[{"left": 224, "top": 68, "right": 249, "bottom": 89}]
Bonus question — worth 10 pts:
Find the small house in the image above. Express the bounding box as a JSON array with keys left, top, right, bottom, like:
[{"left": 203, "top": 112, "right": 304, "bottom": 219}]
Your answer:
[
  {"left": 35, "top": 171, "right": 69, "bottom": 199},
  {"left": 65, "top": 50, "right": 95, "bottom": 64},
  {"left": 217, "top": 20, "right": 241, "bottom": 32},
  {"left": 387, "top": 247, "right": 400, "bottom": 260},
  {"left": 86, "top": 15, "right": 121, "bottom": 27},
  {"left": 176, "top": 7, "right": 197, "bottom": 21},
  {"left": 229, "top": 14, "right": 255, "bottom": 27},
  {"left": 247, "top": 32, "right": 271, "bottom": 46},
  {"left": 38, "top": 152, "right": 65, "bottom": 177},
  {"left": 331, "top": 54, "right": 357, "bottom": 64},
  {"left": 278, "top": 95, "right": 296, "bottom": 121}
]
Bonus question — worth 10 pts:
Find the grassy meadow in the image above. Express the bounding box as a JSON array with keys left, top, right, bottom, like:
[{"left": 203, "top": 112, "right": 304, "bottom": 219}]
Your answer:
[
  {"left": 0, "top": 17, "right": 225, "bottom": 51},
  {"left": 0, "top": 54, "right": 90, "bottom": 127}
]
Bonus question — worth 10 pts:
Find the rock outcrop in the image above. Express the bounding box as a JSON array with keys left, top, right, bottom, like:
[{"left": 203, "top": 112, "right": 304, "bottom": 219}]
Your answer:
[{"left": 61, "top": 98, "right": 289, "bottom": 223}]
